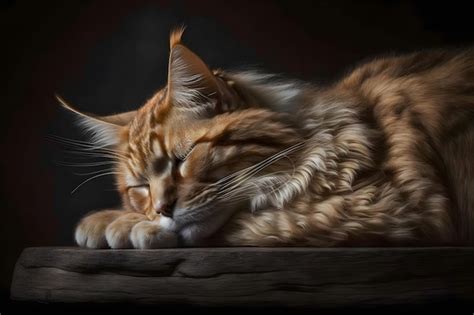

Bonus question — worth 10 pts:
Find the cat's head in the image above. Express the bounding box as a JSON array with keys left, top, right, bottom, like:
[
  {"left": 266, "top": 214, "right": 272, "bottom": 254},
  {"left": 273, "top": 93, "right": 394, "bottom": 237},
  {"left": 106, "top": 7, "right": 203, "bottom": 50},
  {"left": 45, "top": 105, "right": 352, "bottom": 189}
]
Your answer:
[{"left": 61, "top": 28, "right": 302, "bottom": 242}]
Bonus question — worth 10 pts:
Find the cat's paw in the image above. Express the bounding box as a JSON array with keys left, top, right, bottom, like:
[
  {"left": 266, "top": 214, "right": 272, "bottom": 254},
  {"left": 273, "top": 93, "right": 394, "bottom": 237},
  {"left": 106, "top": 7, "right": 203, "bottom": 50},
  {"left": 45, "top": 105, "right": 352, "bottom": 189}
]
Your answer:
[
  {"left": 75, "top": 210, "right": 124, "bottom": 249},
  {"left": 105, "top": 212, "right": 148, "bottom": 249},
  {"left": 130, "top": 220, "right": 178, "bottom": 249}
]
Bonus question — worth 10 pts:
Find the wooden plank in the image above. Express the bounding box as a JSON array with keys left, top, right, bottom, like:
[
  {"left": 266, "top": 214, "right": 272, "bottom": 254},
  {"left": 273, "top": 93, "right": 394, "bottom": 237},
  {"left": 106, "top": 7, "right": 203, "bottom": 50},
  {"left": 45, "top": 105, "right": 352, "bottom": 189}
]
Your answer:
[{"left": 10, "top": 247, "right": 474, "bottom": 307}]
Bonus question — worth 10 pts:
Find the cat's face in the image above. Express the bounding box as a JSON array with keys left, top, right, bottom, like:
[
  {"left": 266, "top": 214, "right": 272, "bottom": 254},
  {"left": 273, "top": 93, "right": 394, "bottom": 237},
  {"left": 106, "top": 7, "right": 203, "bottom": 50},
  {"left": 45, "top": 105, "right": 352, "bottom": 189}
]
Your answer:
[
  {"left": 62, "top": 29, "right": 300, "bottom": 242},
  {"left": 121, "top": 96, "right": 297, "bottom": 234}
]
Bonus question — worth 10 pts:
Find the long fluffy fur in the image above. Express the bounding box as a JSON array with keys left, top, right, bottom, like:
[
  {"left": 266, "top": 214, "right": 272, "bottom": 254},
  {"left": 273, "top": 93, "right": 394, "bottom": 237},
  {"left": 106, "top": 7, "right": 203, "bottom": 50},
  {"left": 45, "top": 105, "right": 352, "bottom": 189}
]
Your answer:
[
  {"left": 220, "top": 49, "right": 474, "bottom": 246},
  {"left": 69, "top": 34, "right": 474, "bottom": 248}
]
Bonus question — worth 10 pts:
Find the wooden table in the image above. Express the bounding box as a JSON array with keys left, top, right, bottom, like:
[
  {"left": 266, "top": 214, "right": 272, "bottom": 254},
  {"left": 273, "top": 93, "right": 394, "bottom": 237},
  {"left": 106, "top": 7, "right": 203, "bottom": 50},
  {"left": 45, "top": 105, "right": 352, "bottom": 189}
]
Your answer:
[{"left": 10, "top": 247, "right": 474, "bottom": 308}]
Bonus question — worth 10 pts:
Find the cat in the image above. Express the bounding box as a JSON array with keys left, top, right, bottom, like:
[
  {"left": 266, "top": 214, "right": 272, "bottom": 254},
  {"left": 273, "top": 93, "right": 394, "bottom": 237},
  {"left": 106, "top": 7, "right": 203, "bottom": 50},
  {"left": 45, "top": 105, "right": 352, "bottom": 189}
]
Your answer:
[{"left": 60, "top": 28, "right": 474, "bottom": 248}]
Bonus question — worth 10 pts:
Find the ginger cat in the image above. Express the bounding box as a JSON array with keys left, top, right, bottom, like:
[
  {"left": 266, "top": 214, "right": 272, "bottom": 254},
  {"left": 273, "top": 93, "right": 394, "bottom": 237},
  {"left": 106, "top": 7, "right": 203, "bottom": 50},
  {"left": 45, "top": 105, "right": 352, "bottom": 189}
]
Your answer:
[{"left": 61, "top": 29, "right": 474, "bottom": 248}]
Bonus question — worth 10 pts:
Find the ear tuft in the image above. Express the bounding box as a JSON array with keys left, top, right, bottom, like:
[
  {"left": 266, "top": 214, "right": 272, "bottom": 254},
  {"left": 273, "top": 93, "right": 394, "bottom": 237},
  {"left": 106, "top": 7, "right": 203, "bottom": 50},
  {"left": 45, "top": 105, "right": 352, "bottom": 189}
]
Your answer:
[
  {"left": 167, "top": 43, "right": 219, "bottom": 110},
  {"left": 170, "top": 26, "right": 186, "bottom": 49},
  {"left": 56, "top": 94, "right": 135, "bottom": 147}
]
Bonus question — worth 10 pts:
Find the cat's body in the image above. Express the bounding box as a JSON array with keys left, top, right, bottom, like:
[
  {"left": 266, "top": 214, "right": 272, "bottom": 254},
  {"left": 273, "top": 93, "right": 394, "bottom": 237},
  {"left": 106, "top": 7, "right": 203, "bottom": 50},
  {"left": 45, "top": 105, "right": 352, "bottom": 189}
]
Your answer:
[{"left": 67, "top": 30, "right": 474, "bottom": 248}]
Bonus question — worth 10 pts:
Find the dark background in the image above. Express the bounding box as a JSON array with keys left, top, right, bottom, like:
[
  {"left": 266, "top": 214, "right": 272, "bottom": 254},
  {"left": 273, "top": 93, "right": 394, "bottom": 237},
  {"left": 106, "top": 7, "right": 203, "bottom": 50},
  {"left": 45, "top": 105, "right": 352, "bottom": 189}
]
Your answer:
[{"left": 1, "top": 0, "right": 474, "bottom": 309}]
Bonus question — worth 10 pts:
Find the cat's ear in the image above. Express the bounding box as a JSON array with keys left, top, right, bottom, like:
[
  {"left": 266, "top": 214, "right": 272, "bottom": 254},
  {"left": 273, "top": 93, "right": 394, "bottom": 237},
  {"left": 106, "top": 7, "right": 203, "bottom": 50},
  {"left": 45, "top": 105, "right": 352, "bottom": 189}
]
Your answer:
[
  {"left": 166, "top": 28, "right": 221, "bottom": 110},
  {"left": 56, "top": 95, "right": 136, "bottom": 146}
]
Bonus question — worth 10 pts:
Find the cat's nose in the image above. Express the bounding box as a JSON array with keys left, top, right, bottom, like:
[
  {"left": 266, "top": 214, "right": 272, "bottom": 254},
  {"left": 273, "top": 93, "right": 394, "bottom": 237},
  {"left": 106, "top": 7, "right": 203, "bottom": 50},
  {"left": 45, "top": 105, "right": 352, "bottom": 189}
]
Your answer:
[{"left": 155, "top": 199, "right": 176, "bottom": 217}]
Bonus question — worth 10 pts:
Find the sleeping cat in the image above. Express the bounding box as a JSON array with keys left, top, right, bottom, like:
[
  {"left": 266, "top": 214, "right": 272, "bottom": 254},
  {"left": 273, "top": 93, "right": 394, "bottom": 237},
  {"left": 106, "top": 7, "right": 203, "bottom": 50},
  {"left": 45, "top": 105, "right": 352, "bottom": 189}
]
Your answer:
[{"left": 61, "top": 28, "right": 474, "bottom": 248}]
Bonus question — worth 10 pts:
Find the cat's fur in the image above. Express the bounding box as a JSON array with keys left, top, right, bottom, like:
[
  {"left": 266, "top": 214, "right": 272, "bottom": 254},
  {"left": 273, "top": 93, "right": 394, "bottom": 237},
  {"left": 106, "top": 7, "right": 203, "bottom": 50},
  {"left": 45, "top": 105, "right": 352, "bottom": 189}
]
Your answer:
[{"left": 64, "top": 29, "right": 474, "bottom": 248}]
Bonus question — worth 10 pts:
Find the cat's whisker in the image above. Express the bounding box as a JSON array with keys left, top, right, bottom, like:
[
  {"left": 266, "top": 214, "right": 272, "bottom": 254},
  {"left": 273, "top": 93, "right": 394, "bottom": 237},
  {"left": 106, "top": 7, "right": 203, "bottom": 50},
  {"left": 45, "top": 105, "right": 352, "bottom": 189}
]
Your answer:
[
  {"left": 217, "top": 173, "right": 288, "bottom": 202},
  {"left": 216, "top": 162, "right": 291, "bottom": 197},
  {"left": 54, "top": 141, "right": 127, "bottom": 157},
  {"left": 47, "top": 134, "right": 115, "bottom": 150},
  {"left": 254, "top": 175, "right": 290, "bottom": 199},
  {"left": 216, "top": 144, "right": 302, "bottom": 190},
  {"left": 47, "top": 135, "right": 109, "bottom": 150},
  {"left": 215, "top": 141, "right": 304, "bottom": 187},
  {"left": 47, "top": 135, "right": 128, "bottom": 158},
  {"left": 216, "top": 142, "right": 305, "bottom": 195},
  {"left": 62, "top": 150, "right": 127, "bottom": 161},
  {"left": 54, "top": 160, "right": 120, "bottom": 168},
  {"left": 219, "top": 196, "right": 251, "bottom": 204},
  {"left": 281, "top": 154, "right": 297, "bottom": 177},
  {"left": 215, "top": 165, "right": 297, "bottom": 207},
  {"left": 70, "top": 171, "right": 123, "bottom": 195},
  {"left": 72, "top": 168, "right": 119, "bottom": 176},
  {"left": 217, "top": 184, "right": 256, "bottom": 200},
  {"left": 47, "top": 134, "right": 97, "bottom": 145},
  {"left": 63, "top": 147, "right": 128, "bottom": 159},
  {"left": 215, "top": 171, "right": 288, "bottom": 202}
]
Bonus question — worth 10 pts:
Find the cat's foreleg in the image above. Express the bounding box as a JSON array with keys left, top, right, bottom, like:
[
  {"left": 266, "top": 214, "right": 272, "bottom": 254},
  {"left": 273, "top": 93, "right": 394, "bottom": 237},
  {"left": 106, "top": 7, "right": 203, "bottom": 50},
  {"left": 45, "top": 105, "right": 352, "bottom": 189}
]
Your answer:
[
  {"left": 74, "top": 209, "right": 129, "bottom": 248},
  {"left": 130, "top": 219, "right": 178, "bottom": 249},
  {"left": 104, "top": 212, "right": 150, "bottom": 248},
  {"left": 75, "top": 210, "right": 179, "bottom": 249},
  {"left": 75, "top": 209, "right": 150, "bottom": 249}
]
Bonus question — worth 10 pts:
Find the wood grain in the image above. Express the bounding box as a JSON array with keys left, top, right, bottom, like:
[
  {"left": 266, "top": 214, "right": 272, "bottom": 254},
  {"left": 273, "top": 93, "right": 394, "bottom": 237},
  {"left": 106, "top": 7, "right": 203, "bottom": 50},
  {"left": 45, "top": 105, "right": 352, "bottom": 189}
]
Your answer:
[{"left": 10, "top": 247, "right": 474, "bottom": 307}]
